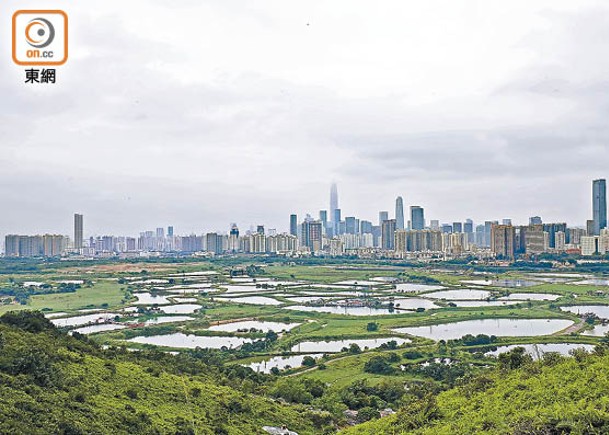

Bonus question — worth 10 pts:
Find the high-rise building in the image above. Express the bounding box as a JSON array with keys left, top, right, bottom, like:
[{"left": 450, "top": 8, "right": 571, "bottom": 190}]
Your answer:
[
  {"left": 543, "top": 223, "right": 568, "bottom": 248},
  {"left": 502, "top": 219, "right": 512, "bottom": 226},
  {"left": 331, "top": 209, "right": 341, "bottom": 235},
  {"left": 395, "top": 196, "right": 405, "bottom": 230},
  {"left": 167, "top": 226, "right": 174, "bottom": 237},
  {"left": 593, "top": 179, "right": 607, "bottom": 235},
  {"left": 464, "top": 219, "right": 474, "bottom": 244},
  {"left": 74, "top": 213, "right": 83, "bottom": 251},
  {"left": 319, "top": 210, "right": 328, "bottom": 235},
  {"left": 491, "top": 224, "right": 516, "bottom": 260},
  {"left": 228, "top": 224, "right": 240, "bottom": 252},
  {"left": 360, "top": 220, "right": 373, "bottom": 234},
  {"left": 587, "top": 219, "right": 595, "bottom": 236},
  {"left": 410, "top": 206, "right": 425, "bottom": 230},
  {"left": 290, "top": 214, "right": 298, "bottom": 236},
  {"left": 529, "top": 216, "right": 542, "bottom": 225},
  {"left": 379, "top": 211, "right": 389, "bottom": 227},
  {"left": 345, "top": 216, "right": 358, "bottom": 234},
  {"left": 452, "top": 222, "right": 463, "bottom": 233},
  {"left": 206, "top": 233, "right": 223, "bottom": 254},
  {"left": 330, "top": 183, "right": 339, "bottom": 235},
  {"left": 381, "top": 219, "right": 396, "bottom": 250},
  {"left": 302, "top": 220, "right": 323, "bottom": 252},
  {"left": 525, "top": 224, "right": 545, "bottom": 255},
  {"left": 430, "top": 220, "right": 440, "bottom": 231}
]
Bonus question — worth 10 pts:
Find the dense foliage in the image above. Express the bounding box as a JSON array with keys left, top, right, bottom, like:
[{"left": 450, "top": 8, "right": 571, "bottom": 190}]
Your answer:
[
  {"left": 0, "top": 311, "right": 329, "bottom": 434},
  {"left": 343, "top": 346, "right": 609, "bottom": 434}
]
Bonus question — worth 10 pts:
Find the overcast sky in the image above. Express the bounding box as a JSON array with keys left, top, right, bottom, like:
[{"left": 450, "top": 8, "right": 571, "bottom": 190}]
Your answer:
[{"left": 1, "top": 1, "right": 608, "bottom": 237}]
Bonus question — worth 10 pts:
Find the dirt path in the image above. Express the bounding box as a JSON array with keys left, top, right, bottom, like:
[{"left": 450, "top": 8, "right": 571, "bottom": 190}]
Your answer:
[{"left": 558, "top": 319, "right": 586, "bottom": 335}]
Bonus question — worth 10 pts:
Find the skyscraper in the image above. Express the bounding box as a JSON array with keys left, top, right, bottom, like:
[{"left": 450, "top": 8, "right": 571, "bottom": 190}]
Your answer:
[
  {"left": 379, "top": 211, "right": 389, "bottom": 227},
  {"left": 381, "top": 219, "right": 396, "bottom": 250},
  {"left": 330, "top": 183, "right": 339, "bottom": 235},
  {"left": 290, "top": 214, "right": 298, "bottom": 236},
  {"left": 593, "top": 179, "right": 607, "bottom": 235},
  {"left": 410, "top": 206, "right": 425, "bottom": 230},
  {"left": 74, "top": 213, "right": 83, "bottom": 251},
  {"left": 302, "top": 220, "right": 323, "bottom": 252},
  {"left": 319, "top": 210, "right": 328, "bottom": 235},
  {"left": 395, "top": 196, "right": 405, "bottom": 230}
]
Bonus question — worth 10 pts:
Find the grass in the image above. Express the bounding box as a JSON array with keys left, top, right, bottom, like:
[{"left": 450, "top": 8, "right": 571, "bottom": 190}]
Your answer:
[{"left": 0, "top": 280, "right": 127, "bottom": 314}]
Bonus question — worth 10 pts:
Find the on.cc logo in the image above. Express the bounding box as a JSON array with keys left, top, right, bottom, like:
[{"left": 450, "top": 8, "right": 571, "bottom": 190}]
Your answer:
[{"left": 25, "top": 17, "right": 55, "bottom": 48}]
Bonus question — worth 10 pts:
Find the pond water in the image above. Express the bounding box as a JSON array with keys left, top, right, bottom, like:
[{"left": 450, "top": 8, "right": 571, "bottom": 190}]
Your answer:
[
  {"left": 217, "top": 296, "right": 282, "bottom": 306},
  {"left": 132, "top": 293, "right": 171, "bottom": 305},
  {"left": 246, "top": 354, "right": 324, "bottom": 373},
  {"left": 334, "top": 280, "right": 383, "bottom": 286},
  {"left": 388, "top": 298, "right": 440, "bottom": 310},
  {"left": 395, "top": 284, "right": 445, "bottom": 293},
  {"left": 423, "top": 289, "right": 491, "bottom": 300},
  {"left": 285, "top": 296, "right": 338, "bottom": 303},
  {"left": 393, "top": 318, "right": 574, "bottom": 340},
  {"left": 128, "top": 333, "right": 252, "bottom": 349},
  {"left": 498, "top": 293, "right": 562, "bottom": 301},
  {"left": 291, "top": 337, "right": 410, "bottom": 353},
  {"left": 448, "top": 300, "right": 521, "bottom": 308},
  {"left": 221, "top": 285, "right": 264, "bottom": 293},
  {"left": 51, "top": 313, "right": 119, "bottom": 328},
  {"left": 582, "top": 324, "right": 609, "bottom": 336},
  {"left": 71, "top": 324, "right": 126, "bottom": 334},
  {"left": 284, "top": 305, "right": 403, "bottom": 316},
  {"left": 461, "top": 279, "right": 539, "bottom": 288},
  {"left": 485, "top": 343, "right": 595, "bottom": 359},
  {"left": 208, "top": 320, "right": 301, "bottom": 332},
  {"left": 159, "top": 304, "right": 202, "bottom": 314},
  {"left": 166, "top": 289, "right": 208, "bottom": 294},
  {"left": 171, "top": 297, "right": 198, "bottom": 303},
  {"left": 561, "top": 305, "right": 609, "bottom": 319},
  {"left": 144, "top": 316, "right": 194, "bottom": 325},
  {"left": 299, "top": 291, "right": 383, "bottom": 297}
]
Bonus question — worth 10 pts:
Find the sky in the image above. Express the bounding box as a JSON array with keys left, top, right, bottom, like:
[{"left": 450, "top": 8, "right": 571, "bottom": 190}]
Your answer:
[{"left": 1, "top": 1, "right": 608, "bottom": 237}]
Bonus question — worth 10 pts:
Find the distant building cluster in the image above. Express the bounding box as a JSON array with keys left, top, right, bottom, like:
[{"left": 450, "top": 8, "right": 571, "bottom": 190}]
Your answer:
[{"left": 2, "top": 179, "right": 608, "bottom": 261}]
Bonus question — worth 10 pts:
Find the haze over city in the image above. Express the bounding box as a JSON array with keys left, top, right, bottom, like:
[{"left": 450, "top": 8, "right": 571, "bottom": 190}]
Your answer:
[{"left": 2, "top": 1, "right": 609, "bottom": 235}]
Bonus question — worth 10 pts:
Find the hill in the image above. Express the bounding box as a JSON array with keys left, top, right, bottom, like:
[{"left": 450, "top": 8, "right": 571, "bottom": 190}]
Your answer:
[
  {"left": 342, "top": 346, "right": 609, "bottom": 434},
  {"left": 0, "top": 311, "right": 327, "bottom": 434}
]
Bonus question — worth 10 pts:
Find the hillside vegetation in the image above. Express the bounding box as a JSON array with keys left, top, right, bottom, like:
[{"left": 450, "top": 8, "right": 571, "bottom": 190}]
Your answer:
[
  {"left": 0, "top": 311, "right": 326, "bottom": 434},
  {"left": 343, "top": 345, "right": 609, "bottom": 434}
]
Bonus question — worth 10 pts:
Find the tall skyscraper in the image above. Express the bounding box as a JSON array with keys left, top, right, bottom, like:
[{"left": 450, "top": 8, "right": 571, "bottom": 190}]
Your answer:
[
  {"left": 167, "top": 226, "right": 174, "bottom": 237},
  {"left": 593, "top": 179, "right": 607, "bottom": 235},
  {"left": 410, "top": 206, "right": 425, "bottom": 230},
  {"left": 330, "top": 183, "right": 339, "bottom": 235},
  {"left": 379, "top": 211, "right": 389, "bottom": 227},
  {"left": 395, "top": 196, "right": 405, "bottom": 230},
  {"left": 302, "top": 220, "right": 323, "bottom": 252},
  {"left": 381, "top": 219, "right": 397, "bottom": 250},
  {"left": 333, "top": 209, "right": 342, "bottom": 235},
  {"left": 319, "top": 210, "right": 328, "bottom": 235},
  {"left": 290, "top": 214, "right": 298, "bottom": 236},
  {"left": 491, "top": 224, "right": 516, "bottom": 260},
  {"left": 74, "top": 213, "right": 83, "bottom": 251}
]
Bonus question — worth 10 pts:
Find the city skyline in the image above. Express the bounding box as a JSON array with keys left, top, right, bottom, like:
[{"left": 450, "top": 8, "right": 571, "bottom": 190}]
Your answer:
[{"left": 2, "top": 178, "right": 605, "bottom": 241}]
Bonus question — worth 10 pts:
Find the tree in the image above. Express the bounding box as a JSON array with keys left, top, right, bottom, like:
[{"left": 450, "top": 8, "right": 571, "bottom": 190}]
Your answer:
[{"left": 366, "top": 322, "right": 379, "bottom": 332}]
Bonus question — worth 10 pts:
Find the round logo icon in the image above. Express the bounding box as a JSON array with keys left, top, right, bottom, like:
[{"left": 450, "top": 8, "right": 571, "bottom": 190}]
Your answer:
[{"left": 25, "top": 17, "right": 55, "bottom": 48}]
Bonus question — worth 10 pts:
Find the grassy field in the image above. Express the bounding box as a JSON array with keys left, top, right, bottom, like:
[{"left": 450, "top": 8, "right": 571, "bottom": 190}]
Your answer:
[{"left": 0, "top": 279, "right": 127, "bottom": 314}]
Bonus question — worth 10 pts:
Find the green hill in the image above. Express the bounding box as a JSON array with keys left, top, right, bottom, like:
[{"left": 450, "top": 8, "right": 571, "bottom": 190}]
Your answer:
[
  {"left": 342, "top": 346, "right": 609, "bottom": 434},
  {"left": 0, "top": 311, "right": 326, "bottom": 434}
]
